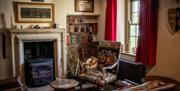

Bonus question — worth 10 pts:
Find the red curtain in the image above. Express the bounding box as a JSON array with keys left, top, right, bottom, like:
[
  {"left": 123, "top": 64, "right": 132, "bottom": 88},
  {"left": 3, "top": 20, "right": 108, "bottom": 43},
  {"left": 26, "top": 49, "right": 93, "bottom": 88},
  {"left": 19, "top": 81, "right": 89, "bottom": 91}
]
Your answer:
[
  {"left": 136, "top": 0, "right": 158, "bottom": 65},
  {"left": 105, "top": 0, "right": 117, "bottom": 41}
]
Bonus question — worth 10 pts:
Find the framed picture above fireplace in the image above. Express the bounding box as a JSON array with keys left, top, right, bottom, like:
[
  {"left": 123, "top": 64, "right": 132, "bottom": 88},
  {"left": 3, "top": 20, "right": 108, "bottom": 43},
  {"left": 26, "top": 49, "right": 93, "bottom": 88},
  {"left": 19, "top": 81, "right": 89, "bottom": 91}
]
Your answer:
[
  {"left": 14, "top": 2, "right": 54, "bottom": 23},
  {"left": 75, "top": 0, "right": 94, "bottom": 12}
]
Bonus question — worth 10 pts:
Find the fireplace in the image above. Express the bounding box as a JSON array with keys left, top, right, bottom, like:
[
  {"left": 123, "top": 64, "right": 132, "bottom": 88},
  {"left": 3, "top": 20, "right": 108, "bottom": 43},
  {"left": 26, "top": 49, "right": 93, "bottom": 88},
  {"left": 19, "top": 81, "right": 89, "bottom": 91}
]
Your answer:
[
  {"left": 9, "top": 29, "right": 66, "bottom": 84},
  {"left": 24, "top": 42, "right": 54, "bottom": 59},
  {"left": 24, "top": 42, "right": 55, "bottom": 87}
]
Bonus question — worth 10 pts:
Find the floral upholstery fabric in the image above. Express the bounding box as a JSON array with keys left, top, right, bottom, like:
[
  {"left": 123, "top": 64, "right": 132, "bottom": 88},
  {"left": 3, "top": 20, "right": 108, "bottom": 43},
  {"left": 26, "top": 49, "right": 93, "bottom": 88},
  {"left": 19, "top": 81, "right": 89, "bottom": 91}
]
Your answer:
[
  {"left": 80, "top": 41, "right": 121, "bottom": 86},
  {"left": 103, "top": 72, "right": 117, "bottom": 83},
  {"left": 80, "top": 69, "right": 116, "bottom": 84},
  {"left": 97, "top": 41, "right": 121, "bottom": 74},
  {"left": 97, "top": 41, "right": 120, "bottom": 69}
]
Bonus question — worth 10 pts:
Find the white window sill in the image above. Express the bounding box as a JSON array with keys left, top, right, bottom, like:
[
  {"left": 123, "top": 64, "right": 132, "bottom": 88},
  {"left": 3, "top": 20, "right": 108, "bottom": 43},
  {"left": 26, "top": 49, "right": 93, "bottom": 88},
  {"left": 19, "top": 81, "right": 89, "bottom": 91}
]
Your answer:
[{"left": 121, "top": 51, "right": 136, "bottom": 57}]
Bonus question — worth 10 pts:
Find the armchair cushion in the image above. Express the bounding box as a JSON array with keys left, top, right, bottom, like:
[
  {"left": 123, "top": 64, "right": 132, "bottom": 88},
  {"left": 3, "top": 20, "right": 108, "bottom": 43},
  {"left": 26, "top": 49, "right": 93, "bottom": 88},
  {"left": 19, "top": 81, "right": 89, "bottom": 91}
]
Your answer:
[
  {"left": 80, "top": 69, "right": 116, "bottom": 84},
  {"left": 80, "top": 59, "right": 116, "bottom": 84}
]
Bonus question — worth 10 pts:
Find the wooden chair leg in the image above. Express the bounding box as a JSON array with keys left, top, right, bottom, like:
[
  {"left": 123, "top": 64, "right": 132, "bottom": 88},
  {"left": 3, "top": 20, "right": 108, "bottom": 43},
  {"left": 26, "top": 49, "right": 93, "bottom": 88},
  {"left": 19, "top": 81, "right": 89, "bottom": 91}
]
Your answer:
[
  {"left": 79, "top": 84, "right": 82, "bottom": 91},
  {"left": 78, "top": 81, "right": 83, "bottom": 91},
  {"left": 97, "top": 85, "right": 104, "bottom": 91}
]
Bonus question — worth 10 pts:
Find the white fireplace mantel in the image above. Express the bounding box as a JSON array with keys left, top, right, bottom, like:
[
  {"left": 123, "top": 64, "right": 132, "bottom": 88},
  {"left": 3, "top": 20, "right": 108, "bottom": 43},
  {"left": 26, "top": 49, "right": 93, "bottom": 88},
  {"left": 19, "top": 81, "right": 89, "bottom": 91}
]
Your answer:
[{"left": 9, "top": 28, "right": 66, "bottom": 82}]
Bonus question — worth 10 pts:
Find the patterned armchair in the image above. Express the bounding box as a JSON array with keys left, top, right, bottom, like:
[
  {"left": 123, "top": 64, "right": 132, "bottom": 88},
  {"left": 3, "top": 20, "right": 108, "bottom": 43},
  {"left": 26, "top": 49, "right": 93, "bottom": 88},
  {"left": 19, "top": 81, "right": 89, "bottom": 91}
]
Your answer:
[{"left": 78, "top": 41, "right": 121, "bottom": 90}]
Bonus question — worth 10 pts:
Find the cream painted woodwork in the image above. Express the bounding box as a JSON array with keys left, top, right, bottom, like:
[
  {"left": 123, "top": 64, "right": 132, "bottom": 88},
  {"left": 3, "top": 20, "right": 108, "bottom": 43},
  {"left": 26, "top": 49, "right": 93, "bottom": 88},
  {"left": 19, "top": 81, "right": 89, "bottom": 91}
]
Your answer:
[{"left": 9, "top": 29, "right": 66, "bottom": 83}]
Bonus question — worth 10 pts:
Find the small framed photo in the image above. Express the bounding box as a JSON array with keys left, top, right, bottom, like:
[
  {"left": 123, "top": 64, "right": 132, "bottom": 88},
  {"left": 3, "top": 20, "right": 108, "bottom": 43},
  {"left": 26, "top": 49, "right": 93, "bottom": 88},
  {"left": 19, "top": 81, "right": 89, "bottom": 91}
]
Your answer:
[
  {"left": 14, "top": 2, "right": 54, "bottom": 23},
  {"left": 75, "top": 0, "right": 94, "bottom": 12}
]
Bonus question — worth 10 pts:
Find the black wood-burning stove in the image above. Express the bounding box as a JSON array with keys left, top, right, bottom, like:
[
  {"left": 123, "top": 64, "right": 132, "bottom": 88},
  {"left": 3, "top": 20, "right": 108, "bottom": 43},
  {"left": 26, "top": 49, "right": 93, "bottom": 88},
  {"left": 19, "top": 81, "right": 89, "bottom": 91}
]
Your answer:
[
  {"left": 25, "top": 58, "right": 54, "bottom": 87},
  {"left": 24, "top": 42, "right": 55, "bottom": 87}
]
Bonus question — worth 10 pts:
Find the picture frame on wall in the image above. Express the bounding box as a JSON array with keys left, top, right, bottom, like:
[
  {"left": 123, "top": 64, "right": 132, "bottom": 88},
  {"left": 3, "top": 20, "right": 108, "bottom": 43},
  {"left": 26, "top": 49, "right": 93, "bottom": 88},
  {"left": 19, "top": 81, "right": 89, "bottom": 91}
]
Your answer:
[
  {"left": 168, "top": 8, "right": 180, "bottom": 34},
  {"left": 14, "top": 2, "right": 54, "bottom": 23},
  {"left": 31, "top": 0, "right": 44, "bottom": 2},
  {"left": 75, "top": 0, "right": 94, "bottom": 12}
]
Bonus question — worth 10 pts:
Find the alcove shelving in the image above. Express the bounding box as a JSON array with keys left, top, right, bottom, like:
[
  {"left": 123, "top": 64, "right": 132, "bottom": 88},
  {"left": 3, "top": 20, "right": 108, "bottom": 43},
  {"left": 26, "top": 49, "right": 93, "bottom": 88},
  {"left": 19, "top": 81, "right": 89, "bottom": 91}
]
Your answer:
[{"left": 66, "top": 15, "right": 99, "bottom": 45}]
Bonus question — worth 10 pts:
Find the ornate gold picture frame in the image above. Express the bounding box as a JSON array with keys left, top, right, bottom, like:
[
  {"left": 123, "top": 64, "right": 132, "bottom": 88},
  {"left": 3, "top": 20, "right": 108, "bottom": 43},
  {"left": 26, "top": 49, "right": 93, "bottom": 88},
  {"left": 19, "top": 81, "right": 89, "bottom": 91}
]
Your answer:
[
  {"left": 14, "top": 2, "right": 54, "bottom": 23},
  {"left": 75, "top": 0, "right": 94, "bottom": 12}
]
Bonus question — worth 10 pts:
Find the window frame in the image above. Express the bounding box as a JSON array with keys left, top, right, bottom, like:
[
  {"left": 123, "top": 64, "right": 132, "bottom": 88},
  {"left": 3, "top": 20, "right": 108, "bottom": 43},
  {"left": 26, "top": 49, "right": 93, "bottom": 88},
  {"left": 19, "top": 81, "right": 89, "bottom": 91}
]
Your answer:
[{"left": 125, "top": 0, "right": 140, "bottom": 54}]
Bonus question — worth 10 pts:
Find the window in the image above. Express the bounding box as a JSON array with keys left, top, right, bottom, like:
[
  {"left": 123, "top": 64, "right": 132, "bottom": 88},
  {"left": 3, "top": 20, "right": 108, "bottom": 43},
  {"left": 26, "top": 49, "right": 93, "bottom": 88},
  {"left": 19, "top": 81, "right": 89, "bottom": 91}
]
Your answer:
[{"left": 125, "top": 0, "right": 140, "bottom": 54}]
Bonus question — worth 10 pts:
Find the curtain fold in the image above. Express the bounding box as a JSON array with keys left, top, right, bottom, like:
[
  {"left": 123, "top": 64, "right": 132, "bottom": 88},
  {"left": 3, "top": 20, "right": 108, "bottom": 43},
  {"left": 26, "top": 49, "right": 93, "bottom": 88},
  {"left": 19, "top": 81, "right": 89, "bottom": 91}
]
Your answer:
[
  {"left": 105, "top": 0, "right": 117, "bottom": 41},
  {"left": 135, "top": 0, "right": 158, "bottom": 65}
]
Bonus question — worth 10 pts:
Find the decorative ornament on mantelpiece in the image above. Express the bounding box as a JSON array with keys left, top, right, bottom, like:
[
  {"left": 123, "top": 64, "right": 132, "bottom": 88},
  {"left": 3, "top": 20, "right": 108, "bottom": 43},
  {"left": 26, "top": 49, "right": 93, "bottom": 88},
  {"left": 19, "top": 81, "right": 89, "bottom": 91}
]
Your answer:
[
  {"left": 32, "top": 24, "right": 40, "bottom": 29},
  {"left": 53, "top": 23, "right": 59, "bottom": 29}
]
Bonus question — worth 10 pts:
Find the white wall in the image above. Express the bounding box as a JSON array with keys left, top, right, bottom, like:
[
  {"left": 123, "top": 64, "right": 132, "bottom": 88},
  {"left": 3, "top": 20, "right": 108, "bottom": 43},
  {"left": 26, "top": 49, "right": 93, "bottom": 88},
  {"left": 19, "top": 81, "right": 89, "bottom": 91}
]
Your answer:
[
  {"left": 54, "top": 0, "right": 101, "bottom": 29},
  {"left": 117, "top": 0, "right": 180, "bottom": 82},
  {"left": 0, "top": 30, "right": 12, "bottom": 80},
  {"left": 0, "top": 0, "right": 101, "bottom": 29},
  {"left": 0, "top": 0, "right": 104, "bottom": 80},
  {"left": 117, "top": 0, "right": 125, "bottom": 44},
  {"left": 0, "top": 0, "right": 54, "bottom": 29},
  {"left": 148, "top": 0, "right": 180, "bottom": 81},
  {"left": 1, "top": 0, "right": 180, "bottom": 82},
  {"left": 97, "top": 0, "right": 106, "bottom": 40}
]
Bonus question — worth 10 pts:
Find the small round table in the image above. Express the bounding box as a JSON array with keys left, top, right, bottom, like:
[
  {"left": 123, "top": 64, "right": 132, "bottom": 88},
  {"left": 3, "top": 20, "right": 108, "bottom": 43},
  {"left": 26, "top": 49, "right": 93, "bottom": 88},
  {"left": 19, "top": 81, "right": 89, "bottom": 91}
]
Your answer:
[{"left": 50, "top": 79, "right": 79, "bottom": 91}]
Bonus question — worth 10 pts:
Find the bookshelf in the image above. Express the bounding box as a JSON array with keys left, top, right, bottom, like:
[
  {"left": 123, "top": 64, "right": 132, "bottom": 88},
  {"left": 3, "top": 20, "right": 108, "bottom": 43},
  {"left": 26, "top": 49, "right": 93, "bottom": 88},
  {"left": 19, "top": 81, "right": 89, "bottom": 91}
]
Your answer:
[{"left": 66, "top": 15, "right": 99, "bottom": 45}]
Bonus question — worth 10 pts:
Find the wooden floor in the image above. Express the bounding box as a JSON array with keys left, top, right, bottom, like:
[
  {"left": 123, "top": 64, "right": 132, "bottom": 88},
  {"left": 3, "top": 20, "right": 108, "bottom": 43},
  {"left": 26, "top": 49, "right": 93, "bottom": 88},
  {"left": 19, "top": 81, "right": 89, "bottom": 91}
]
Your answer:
[
  {"left": 27, "top": 83, "right": 97, "bottom": 91},
  {"left": 27, "top": 85, "right": 54, "bottom": 91}
]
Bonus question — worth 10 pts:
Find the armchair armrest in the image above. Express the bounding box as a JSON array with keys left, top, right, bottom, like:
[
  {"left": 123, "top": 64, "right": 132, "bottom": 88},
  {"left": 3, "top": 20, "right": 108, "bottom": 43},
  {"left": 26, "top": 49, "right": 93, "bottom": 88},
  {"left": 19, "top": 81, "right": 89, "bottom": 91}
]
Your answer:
[{"left": 102, "top": 60, "right": 118, "bottom": 74}]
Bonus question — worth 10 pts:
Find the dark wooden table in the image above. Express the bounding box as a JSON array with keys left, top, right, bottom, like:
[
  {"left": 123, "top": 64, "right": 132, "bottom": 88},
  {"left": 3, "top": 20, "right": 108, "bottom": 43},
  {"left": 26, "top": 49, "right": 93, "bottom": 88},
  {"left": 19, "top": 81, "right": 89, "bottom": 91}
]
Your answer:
[
  {"left": 50, "top": 79, "right": 79, "bottom": 91},
  {"left": 114, "top": 79, "right": 138, "bottom": 90}
]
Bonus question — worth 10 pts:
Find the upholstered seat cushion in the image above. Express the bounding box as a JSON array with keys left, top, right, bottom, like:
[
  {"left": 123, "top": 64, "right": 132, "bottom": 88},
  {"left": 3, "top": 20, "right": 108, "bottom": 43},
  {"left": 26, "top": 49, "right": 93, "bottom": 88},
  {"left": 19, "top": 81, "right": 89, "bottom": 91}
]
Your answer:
[{"left": 80, "top": 69, "right": 116, "bottom": 85}]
